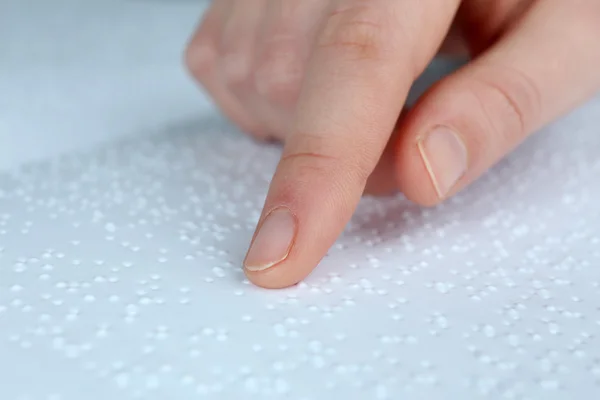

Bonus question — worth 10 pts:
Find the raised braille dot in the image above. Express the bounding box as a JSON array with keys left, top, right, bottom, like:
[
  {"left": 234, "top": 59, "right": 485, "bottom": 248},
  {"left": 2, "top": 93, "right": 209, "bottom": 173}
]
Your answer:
[
  {"left": 189, "top": 349, "right": 201, "bottom": 358},
  {"left": 483, "top": 325, "right": 496, "bottom": 338},
  {"left": 181, "top": 375, "right": 194, "bottom": 385},
  {"left": 274, "top": 324, "right": 287, "bottom": 337},
  {"left": 244, "top": 377, "right": 258, "bottom": 392},
  {"left": 126, "top": 304, "right": 139, "bottom": 315},
  {"left": 0, "top": 109, "right": 597, "bottom": 399},
  {"left": 216, "top": 333, "right": 228, "bottom": 342},
  {"left": 540, "top": 380, "right": 559, "bottom": 390},
  {"left": 252, "top": 344, "right": 263, "bottom": 352}
]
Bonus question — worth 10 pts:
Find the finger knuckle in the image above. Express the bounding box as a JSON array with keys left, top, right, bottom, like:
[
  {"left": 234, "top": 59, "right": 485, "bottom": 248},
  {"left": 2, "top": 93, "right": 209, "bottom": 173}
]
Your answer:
[
  {"left": 221, "top": 51, "right": 253, "bottom": 86},
  {"left": 220, "top": 29, "right": 255, "bottom": 85},
  {"left": 470, "top": 64, "right": 541, "bottom": 141},
  {"left": 254, "top": 45, "right": 303, "bottom": 105},
  {"left": 318, "top": 3, "right": 392, "bottom": 61},
  {"left": 280, "top": 133, "right": 372, "bottom": 187},
  {"left": 184, "top": 36, "right": 217, "bottom": 78}
]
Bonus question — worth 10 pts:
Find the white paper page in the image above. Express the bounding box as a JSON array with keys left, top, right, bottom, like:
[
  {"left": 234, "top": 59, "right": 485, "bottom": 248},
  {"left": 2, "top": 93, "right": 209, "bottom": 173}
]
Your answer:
[{"left": 2, "top": 1, "right": 600, "bottom": 399}]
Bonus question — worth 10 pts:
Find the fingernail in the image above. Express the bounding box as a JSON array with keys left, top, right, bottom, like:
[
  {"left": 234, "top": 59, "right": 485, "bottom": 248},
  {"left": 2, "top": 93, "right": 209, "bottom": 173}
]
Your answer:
[
  {"left": 244, "top": 207, "right": 296, "bottom": 272},
  {"left": 418, "top": 126, "right": 468, "bottom": 198}
]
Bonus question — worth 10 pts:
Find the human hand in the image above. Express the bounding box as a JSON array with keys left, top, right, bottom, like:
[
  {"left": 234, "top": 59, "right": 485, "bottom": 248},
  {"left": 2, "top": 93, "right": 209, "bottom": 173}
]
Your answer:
[{"left": 185, "top": 0, "right": 600, "bottom": 288}]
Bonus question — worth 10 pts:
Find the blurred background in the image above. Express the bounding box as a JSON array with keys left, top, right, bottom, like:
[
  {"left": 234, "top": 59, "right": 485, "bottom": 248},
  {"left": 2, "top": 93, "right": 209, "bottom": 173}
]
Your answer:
[{"left": 0, "top": 0, "right": 460, "bottom": 170}]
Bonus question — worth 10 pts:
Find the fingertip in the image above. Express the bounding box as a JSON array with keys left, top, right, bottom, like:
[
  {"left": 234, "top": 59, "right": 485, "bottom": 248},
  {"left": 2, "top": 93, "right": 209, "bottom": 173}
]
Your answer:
[
  {"left": 242, "top": 230, "right": 321, "bottom": 290},
  {"left": 244, "top": 266, "right": 307, "bottom": 289}
]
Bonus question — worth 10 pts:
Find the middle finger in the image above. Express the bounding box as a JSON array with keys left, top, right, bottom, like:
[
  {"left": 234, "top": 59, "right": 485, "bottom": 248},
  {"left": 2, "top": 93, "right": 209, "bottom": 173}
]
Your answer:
[{"left": 248, "top": 0, "right": 329, "bottom": 139}]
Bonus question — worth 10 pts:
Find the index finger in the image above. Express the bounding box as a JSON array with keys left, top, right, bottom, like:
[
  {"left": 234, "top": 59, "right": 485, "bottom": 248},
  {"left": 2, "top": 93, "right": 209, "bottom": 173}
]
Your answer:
[{"left": 243, "top": 0, "right": 460, "bottom": 288}]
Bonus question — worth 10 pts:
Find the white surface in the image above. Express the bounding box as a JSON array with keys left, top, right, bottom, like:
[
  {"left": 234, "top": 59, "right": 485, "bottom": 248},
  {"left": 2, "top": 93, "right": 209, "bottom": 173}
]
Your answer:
[
  {"left": 2, "top": 1, "right": 600, "bottom": 399},
  {"left": 0, "top": 0, "right": 211, "bottom": 170}
]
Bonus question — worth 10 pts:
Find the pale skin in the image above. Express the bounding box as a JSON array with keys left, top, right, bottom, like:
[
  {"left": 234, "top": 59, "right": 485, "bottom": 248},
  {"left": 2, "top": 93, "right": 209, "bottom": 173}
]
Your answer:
[{"left": 185, "top": 0, "right": 600, "bottom": 289}]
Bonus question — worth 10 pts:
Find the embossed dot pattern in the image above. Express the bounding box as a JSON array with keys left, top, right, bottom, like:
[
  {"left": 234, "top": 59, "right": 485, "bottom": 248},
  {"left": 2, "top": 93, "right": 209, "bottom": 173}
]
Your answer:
[
  {"left": 2, "top": 113, "right": 600, "bottom": 399},
  {"left": 2, "top": 1, "right": 600, "bottom": 399}
]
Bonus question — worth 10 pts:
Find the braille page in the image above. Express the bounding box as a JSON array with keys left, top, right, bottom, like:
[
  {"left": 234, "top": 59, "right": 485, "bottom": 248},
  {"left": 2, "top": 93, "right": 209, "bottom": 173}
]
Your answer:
[{"left": 2, "top": 1, "right": 600, "bottom": 400}]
